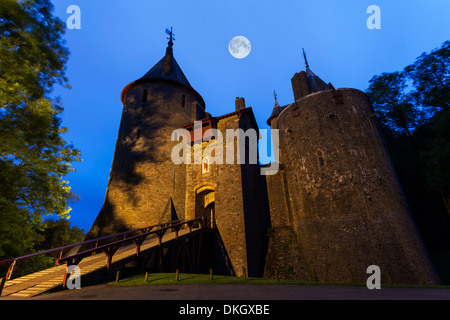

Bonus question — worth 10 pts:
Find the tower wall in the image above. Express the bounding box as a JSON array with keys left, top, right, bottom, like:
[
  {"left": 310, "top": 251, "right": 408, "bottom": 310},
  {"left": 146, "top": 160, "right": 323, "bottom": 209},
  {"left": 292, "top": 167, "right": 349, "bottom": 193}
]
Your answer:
[
  {"left": 291, "top": 71, "right": 309, "bottom": 101},
  {"left": 88, "top": 80, "right": 205, "bottom": 238},
  {"left": 263, "top": 171, "right": 311, "bottom": 280},
  {"left": 275, "top": 88, "right": 439, "bottom": 284}
]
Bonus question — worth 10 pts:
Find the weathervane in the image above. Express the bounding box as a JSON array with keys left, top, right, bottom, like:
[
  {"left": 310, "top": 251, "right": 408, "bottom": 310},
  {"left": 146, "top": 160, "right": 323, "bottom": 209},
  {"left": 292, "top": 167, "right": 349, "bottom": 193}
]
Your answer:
[
  {"left": 165, "top": 27, "right": 175, "bottom": 47},
  {"left": 302, "top": 48, "right": 309, "bottom": 69},
  {"left": 273, "top": 90, "right": 280, "bottom": 107}
]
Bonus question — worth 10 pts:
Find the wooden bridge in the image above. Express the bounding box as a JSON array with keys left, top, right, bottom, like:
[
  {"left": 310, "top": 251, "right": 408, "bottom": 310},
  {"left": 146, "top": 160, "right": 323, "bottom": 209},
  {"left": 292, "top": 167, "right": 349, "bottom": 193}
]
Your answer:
[{"left": 0, "top": 218, "right": 206, "bottom": 298}]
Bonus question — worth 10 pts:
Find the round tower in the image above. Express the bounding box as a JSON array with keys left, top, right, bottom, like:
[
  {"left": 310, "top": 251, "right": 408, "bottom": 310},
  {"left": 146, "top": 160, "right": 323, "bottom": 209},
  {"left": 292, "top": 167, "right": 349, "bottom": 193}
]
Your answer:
[
  {"left": 274, "top": 60, "right": 439, "bottom": 284},
  {"left": 88, "top": 36, "right": 205, "bottom": 237}
]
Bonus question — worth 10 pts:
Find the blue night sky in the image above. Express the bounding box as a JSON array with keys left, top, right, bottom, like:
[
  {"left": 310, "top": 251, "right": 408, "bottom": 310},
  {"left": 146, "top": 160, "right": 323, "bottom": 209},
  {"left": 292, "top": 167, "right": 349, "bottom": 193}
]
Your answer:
[{"left": 50, "top": 0, "right": 450, "bottom": 232}]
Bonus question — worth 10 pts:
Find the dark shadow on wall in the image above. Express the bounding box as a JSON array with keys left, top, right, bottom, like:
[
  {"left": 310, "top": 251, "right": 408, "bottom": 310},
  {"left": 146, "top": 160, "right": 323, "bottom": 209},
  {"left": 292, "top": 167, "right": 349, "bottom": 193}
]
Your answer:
[
  {"left": 158, "top": 197, "right": 179, "bottom": 224},
  {"left": 240, "top": 162, "right": 272, "bottom": 278},
  {"left": 83, "top": 197, "right": 130, "bottom": 241},
  {"left": 109, "top": 88, "right": 168, "bottom": 205},
  {"left": 212, "top": 228, "right": 235, "bottom": 276}
]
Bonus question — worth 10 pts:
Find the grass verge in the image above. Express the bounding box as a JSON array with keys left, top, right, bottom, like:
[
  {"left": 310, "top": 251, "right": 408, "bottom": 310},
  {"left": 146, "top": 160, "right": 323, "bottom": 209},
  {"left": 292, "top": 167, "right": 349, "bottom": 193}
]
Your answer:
[
  {"left": 109, "top": 272, "right": 328, "bottom": 286},
  {"left": 108, "top": 272, "right": 450, "bottom": 289}
]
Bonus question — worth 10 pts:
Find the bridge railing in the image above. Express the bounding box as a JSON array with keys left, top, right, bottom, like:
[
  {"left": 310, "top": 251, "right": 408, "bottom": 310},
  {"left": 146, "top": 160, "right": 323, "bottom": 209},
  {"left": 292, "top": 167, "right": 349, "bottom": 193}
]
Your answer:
[
  {"left": 58, "top": 217, "right": 205, "bottom": 287},
  {"left": 0, "top": 218, "right": 204, "bottom": 281}
]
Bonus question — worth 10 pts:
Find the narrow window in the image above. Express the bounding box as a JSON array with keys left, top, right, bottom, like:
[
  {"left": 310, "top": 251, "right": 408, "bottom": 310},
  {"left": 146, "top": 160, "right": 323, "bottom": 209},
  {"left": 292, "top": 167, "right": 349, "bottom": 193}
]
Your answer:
[
  {"left": 182, "top": 94, "right": 186, "bottom": 108},
  {"left": 318, "top": 157, "right": 325, "bottom": 167},
  {"left": 317, "top": 150, "right": 325, "bottom": 167},
  {"left": 202, "top": 156, "right": 210, "bottom": 174},
  {"left": 142, "top": 89, "right": 148, "bottom": 103}
]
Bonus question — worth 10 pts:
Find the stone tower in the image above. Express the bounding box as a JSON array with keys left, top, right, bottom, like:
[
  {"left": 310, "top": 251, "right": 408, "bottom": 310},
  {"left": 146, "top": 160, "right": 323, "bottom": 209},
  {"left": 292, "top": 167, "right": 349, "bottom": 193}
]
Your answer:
[
  {"left": 265, "top": 54, "right": 439, "bottom": 284},
  {"left": 87, "top": 35, "right": 206, "bottom": 238}
]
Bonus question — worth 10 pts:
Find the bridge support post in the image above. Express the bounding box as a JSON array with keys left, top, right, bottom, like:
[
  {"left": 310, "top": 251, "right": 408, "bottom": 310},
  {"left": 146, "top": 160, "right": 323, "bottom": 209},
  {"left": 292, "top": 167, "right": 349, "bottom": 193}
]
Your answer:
[
  {"left": 132, "top": 236, "right": 146, "bottom": 257},
  {"left": 6, "top": 259, "right": 16, "bottom": 280},
  {"left": 102, "top": 244, "right": 120, "bottom": 270},
  {"left": 0, "top": 277, "right": 6, "bottom": 296}
]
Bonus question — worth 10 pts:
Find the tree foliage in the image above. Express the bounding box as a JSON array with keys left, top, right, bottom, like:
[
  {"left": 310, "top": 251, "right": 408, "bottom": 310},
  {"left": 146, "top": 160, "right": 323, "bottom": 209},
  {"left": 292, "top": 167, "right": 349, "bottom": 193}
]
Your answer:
[
  {"left": 366, "top": 40, "right": 450, "bottom": 250},
  {"left": 404, "top": 40, "right": 450, "bottom": 111},
  {"left": 405, "top": 41, "right": 450, "bottom": 208},
  {"left": 0, "top": 0, "right": 82, "bottom": 266},
  {"left": 36, "top": 218, "right": 85, "bottom": 251},
  {"left": 0, "top": 0, "right": 70, "bottom": 106},
  {"left": 366, "top": 70, "right": 437, "bottom": 143}
]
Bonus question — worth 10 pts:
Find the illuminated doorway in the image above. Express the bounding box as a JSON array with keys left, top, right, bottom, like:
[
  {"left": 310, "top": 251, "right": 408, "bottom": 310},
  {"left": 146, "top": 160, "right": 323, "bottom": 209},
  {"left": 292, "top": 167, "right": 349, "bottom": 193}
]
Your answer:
[{"left": 195, "top": 186, "right": 215, "bottom": 228}]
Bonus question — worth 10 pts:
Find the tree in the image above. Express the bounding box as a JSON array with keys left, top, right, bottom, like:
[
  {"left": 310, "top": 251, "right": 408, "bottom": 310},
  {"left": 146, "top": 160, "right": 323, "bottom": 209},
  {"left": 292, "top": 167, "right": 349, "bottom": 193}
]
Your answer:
[
  {"left": 404, "top": 41, "right": 450, "bottom": 213},
  {"left": 0, "top": 0, "right": 81, "bottom": 264},
  {"left": 366, "top": 71, "right": 431, "bottom": 141},
  {"left": 36, "top": 218, "right": 85, "bottom": 251},
  {"left": 417, "top": 107, "right": 450, "bottom": 213},
  {"left": 365, "top": 41, "right": 450, "bottom": 256},
  {"left": 404, "top": 41, "right": 450, "bottom": 112},
  {"left": 0, "top": 0, "right": 70, "bottom": 108}
]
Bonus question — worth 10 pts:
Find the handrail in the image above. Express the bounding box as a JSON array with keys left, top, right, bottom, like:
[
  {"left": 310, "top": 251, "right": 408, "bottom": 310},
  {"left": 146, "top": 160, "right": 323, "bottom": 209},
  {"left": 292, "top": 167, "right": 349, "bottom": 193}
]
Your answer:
[
  {"left": 0, "top": 219, "right": 187, "bottom": 280},
  {"left": 59, "top": 217, "right": 204, "bottom": 287},
  {"left": 59, "top": 217, "right": 203, "bottom": 266}
]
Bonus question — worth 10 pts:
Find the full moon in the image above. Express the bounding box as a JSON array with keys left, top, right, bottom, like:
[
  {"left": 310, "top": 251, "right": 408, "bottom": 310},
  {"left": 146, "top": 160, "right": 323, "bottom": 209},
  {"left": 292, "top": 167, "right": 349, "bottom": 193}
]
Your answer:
[{"left": 228, "top": 36, "right": 251, "bottom": 59}]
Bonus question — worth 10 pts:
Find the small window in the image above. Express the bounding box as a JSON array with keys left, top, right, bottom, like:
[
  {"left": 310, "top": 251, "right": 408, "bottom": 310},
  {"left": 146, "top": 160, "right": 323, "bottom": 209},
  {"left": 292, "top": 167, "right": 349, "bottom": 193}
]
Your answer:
[
  {"left": 318, "top": 157, "right": 325, "bottom": 167},
  {"left": 202, "top": 156, "right": 210, "bottom": 174},
  {"left": 142, "top": 89, "right": 148, "bottom": 103},
  {"left": 317, "top": 150, "right": 325, "bottom": 167},
  {"left": 182, "top": 94, "right": 186, "bottom": 108}
]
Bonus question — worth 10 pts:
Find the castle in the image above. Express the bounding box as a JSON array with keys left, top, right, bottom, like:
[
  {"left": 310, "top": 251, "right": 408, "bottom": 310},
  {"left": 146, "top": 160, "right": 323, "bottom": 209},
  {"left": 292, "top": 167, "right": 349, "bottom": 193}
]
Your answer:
[{"left": 87, "top": 35, "right": 439, "bottom": 285}]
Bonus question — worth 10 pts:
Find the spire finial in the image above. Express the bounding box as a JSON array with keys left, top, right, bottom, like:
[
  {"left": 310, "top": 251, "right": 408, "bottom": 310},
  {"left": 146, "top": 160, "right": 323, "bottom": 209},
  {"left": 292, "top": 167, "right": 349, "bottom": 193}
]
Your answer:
[
  {"left": 165, "top": 27, "right": 175, "bottom": 47},
  {"left": 163, "top": 27, "right": 175, "bottom": 75},
  {"left": 302, "top": 48, "right": 309, "bottom": 69},
  {"left": 273, "top": 90, "right": 280, "bottom": 107}
]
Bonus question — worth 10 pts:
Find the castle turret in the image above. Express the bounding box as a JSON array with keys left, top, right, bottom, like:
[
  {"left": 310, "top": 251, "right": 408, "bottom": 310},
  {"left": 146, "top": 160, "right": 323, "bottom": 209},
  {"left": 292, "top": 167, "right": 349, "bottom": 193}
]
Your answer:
[
  {"left": 291, "top": 49, "right": 330, "bottom": 101},
  {"left": 268, "top": 53, "right": 439, "bottom": 285},
  {"left": 266, "top": 91, "right": 283, "bottom": 128},
  {"left": 88, "top": 33, "right": 205, "bottom": 238}
]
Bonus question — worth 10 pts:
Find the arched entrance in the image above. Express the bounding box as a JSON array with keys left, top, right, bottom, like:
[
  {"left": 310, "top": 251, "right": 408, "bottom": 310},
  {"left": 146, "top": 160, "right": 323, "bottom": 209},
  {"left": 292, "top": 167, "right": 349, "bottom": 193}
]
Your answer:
[{"left": 195, "top": 186, "right": 215, "bottom": 228}]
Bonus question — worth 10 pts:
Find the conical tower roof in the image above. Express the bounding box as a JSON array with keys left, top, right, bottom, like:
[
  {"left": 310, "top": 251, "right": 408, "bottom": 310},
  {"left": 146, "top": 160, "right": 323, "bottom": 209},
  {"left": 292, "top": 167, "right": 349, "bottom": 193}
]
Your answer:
[
  {"left": 305, "top": 67, "right": 329, "bottom": 93},
  {"left": 138, "top": 46, "right": 191, "bottom": 88},
  {"left": 120, "top": 32, "right": 204, "bottom": 107},
  {"left": 302, "top": 48, "right": 329, "bottom": 94},
  {"left": 267, "top": 91, "right": 284, "bottom": 126}
]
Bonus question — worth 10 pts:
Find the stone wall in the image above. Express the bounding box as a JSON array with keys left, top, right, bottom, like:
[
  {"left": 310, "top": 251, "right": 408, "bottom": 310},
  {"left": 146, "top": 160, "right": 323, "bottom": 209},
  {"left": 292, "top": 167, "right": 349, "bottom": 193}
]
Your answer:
[
  {"left": 184, "top": 109, "right": 269, "bottom": 277},
  {"left": 273, "top": 88, "right": 439, "bottom": 284},
  {"left": 264, "top": 171, "right": 310, "bottom": 280}
]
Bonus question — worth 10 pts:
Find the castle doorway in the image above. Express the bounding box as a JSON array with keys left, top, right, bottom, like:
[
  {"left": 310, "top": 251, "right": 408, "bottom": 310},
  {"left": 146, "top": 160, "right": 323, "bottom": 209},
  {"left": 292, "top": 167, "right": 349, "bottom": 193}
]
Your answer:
[{"left": 195, "top": 187, "right": 215, "bottom": 229}]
